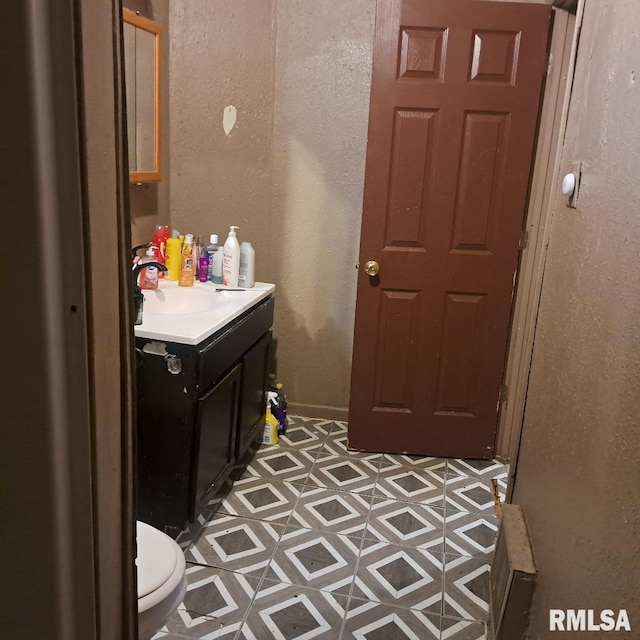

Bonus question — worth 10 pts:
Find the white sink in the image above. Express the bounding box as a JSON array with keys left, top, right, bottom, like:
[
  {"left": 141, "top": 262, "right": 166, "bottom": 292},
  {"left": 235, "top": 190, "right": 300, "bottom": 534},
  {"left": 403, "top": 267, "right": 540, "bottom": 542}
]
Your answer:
[
  {"left": 136, "top": 281, "right": 275, "bottom": 345},
  {"left": 142, "top": 282, "right": 224, "bottom": 315}
]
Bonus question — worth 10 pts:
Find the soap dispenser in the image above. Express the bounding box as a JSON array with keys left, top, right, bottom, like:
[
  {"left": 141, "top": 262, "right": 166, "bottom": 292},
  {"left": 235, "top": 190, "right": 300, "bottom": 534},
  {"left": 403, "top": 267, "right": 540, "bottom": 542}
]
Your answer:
[
  {"left": 222, "top": 226, "right": 240, "bottom": 287},
  {"left": 139, "top": 247, "right": 159, "bottom": 290}
]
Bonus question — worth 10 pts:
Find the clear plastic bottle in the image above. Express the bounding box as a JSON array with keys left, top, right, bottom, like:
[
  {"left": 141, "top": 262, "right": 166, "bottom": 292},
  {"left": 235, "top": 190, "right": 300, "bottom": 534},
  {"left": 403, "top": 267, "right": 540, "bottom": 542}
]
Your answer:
[
  {"left": 206, "top": 234, "right": 223, "bottom": 285},
  {"left": 194, "top": 235, "right": 206, "bottom": 280}
]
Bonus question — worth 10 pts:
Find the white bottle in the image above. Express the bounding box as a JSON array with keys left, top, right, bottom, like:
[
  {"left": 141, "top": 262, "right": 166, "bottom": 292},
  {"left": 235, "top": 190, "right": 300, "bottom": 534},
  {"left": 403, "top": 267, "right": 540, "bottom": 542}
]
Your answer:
[
  {"left": 222, "top": 225, "right": 240, "bottom": 287},
  {"left": 239, "top": 242, "right": 255, "bottom": 288}
]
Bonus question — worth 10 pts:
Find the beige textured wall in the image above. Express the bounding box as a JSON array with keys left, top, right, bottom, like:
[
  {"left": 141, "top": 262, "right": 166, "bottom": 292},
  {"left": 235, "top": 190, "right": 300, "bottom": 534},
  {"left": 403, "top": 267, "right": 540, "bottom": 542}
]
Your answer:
[
  {"left": 271, "top": 0, "right": 375, "bottom": 411},
  {"left": 512, "top": 0, "right": 640, "bottom": 635},
  {"left": 168, "top": 0, "right": 276, "bottom": 282}
]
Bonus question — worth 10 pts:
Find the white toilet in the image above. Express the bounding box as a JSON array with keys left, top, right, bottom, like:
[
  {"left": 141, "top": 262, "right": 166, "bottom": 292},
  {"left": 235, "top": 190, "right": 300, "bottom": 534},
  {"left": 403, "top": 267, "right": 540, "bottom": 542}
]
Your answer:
[{"left": 136, "top": 520, "right": 187, "bottom": 640}]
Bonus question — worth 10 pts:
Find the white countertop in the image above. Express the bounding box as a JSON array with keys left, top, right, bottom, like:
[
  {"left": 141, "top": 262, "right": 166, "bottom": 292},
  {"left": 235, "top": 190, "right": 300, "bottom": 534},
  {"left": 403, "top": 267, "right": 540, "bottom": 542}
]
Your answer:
[{"left": 134, "top": 281, "right": 275, "bottom": 345}]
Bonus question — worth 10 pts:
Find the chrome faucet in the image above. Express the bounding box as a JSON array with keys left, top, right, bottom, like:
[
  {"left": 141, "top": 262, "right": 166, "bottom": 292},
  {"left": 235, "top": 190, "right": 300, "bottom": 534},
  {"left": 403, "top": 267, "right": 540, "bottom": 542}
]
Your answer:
[{"left": 132, "top": 261, "right": 168, "bottom": 325}]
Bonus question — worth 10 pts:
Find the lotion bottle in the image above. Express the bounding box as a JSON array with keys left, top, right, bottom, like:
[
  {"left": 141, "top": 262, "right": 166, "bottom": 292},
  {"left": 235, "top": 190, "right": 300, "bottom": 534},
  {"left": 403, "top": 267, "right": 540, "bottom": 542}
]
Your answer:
[
  {"left": 222, "top": 225, "right": 240, "bottom": 287},
  {"left": 239, "top": 241, "right": 255, "bottom": 288}
]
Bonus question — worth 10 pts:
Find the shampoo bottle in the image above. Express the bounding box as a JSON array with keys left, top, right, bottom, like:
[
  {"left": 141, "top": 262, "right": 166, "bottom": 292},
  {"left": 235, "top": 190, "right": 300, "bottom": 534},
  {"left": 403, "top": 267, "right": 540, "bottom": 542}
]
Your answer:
[
  {"left": 198, "top": 254, "right": 209, "bottom": 283},
  {"left": 151, "top": 225, "right": 166, "bottom": 277},
  {"left": 165, "top": 237, "right": 182, "bottom": 281},
  {"left": 194, "top": 235, "right": 206, "bottom": 279},
  {"left": 239, "top": 242, "right": 255, "bottom": 288},
  {"left": 179, "top": 233, "right": 195, "bottom": 287},
  {"left": 139, "top": 247, "right": 159, "bottom": 290},
  {"left": 222, "top": 225, "right": 240, "bottom": 287}
]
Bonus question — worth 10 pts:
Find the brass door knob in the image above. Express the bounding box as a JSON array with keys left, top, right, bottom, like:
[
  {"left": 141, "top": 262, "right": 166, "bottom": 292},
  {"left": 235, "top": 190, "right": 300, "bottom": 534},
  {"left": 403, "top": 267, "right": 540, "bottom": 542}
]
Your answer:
[{"left": 364, "top": 260, "right": 380, "bottom": 277}]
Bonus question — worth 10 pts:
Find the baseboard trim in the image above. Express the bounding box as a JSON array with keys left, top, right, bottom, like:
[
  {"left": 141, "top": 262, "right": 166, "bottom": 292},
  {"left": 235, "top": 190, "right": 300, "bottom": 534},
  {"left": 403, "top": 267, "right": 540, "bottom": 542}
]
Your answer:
[{"left": 288, "top": 402, "right": 349, "bottom": 422}]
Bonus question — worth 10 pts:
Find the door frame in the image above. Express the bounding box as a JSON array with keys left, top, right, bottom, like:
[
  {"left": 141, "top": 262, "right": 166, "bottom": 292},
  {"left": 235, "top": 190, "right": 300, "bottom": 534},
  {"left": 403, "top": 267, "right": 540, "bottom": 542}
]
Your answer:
[{"left": 494, "top": 3, "right": 585, "bottom": 497}]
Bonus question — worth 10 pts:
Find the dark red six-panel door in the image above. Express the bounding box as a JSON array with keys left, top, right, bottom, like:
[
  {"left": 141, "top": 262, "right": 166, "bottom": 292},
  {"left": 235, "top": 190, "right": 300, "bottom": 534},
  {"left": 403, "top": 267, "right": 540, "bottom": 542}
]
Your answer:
[{"left": 349, "top": 0, "right": 551, "bottom": 458}]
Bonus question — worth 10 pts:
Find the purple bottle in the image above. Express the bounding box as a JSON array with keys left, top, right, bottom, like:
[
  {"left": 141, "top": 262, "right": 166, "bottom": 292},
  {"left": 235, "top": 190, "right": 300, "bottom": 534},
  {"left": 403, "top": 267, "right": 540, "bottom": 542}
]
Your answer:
[{"left": 198, "top": 256, "right": 209, "bottom": 283}]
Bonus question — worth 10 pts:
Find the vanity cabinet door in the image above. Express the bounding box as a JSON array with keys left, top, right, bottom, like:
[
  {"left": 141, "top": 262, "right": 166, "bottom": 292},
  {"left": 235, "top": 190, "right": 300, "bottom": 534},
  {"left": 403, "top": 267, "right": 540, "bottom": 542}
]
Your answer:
[
  {"left": 192, "top": 364, "right": 241, "bottom": 514},
  {"left": 237, "top": 332, "right": 272, "bottom": 458}
]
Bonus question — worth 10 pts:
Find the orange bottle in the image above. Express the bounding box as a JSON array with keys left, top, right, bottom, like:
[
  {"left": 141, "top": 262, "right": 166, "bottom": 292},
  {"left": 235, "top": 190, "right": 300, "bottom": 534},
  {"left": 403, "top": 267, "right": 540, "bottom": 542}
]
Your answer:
[{"left": 178, "top": 234, "right": 195, "bottom": 287}]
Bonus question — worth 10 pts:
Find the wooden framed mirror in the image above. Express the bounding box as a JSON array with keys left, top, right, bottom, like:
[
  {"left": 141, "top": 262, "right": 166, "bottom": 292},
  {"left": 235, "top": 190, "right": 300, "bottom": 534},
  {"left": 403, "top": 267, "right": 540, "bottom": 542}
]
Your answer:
[{"left": 123, "top": 9, "right": 162, "bottom": 183}]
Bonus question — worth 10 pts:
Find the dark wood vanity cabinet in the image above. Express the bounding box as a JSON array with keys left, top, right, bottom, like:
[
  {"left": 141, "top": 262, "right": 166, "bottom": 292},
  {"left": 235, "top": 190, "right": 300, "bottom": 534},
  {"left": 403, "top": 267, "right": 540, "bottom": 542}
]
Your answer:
[{"left": 135, "top": 296, "right": 274, "bottom": 535}]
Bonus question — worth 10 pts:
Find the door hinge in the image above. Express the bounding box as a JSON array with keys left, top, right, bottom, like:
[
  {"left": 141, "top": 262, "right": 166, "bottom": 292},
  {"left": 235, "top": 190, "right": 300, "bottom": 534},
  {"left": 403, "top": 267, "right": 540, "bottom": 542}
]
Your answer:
[
  {"left": 519, "top": 230, "right": 529, "bottom": 251},
  {"left": 499, "top": 384, "right": 509, "bottom": 403},
  {"left": 546, "top": 52, "right": 554, "bottom": 76}
]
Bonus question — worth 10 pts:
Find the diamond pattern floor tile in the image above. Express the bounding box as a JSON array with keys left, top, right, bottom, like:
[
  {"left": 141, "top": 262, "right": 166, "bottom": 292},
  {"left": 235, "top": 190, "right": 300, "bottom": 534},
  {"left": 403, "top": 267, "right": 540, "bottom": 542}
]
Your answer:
[
  {"left": 442, "top": 554, "right": 490, "bottom": 622},
  {"left": 342, "top": 599, "right": 441, "bottom": 639},
  {"left": 239, "top": 581, "right": 348, "bottom": 639},
  {"left": 277, "top": 422, "right": 327, "bottom": 455},
  {"left": 328, "top": 420, "right": 348, "bottom": 434},
  {"left": 185, "top": 514, "right": 282, "bottom": 578},
  {"left": 375, "top": 465, "right": 446, "bottom": 506},
  {"left": 239, "top": 446, "right": 316, "bottom": 483},
  {"left": 288, "top": 415, "right": 337, "bottom": 435},
  {"left": 379, "top": 454, "right": 448, "bottom": 474},
  {"left": 447, "top": 459, "right": 508, "bottom": 481},
  {"left": 354, "top": 541, "right": 443, "bottom": 613},
  {"left": 321, "top": 429, "right": 381, "bottom": 464},
  {"left": 444, "top": 476, "right": 498, "bottom": 515},
  {"left": 164, "top": 417, "right": 498, "bottom": 640},
  {"left": 216, "top": 477, "right": 302, "bottom": 523},
  {"left": 265, "top": 526, "right": 360, "bottom": 596},
  {"left": 159, "top": 565, "right": 259, "bottom": 638},
  {"left": 444, "top": 511, "right": 498, "bottom": 559},
  {"left": 306, "top": 455, "right": 379, "bottom": 494},
  {"left": 290, "top": 485, "right": 372, "bottom": 538},
  {"left": 365, "top": 498, "right": 446, "bottom": 552},
  {"left": 440, "top": 616, "right": 488, "bottom": 640}
]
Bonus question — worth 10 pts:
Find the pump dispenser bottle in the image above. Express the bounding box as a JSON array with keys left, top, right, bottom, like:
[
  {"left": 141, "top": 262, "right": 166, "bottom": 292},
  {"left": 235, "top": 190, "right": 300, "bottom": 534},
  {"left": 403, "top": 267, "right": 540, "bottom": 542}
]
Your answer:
[
  {"left": 139, "top": 247, "right": 159, "bottom": 290},
  {"left": 222, "top": 226, "right": 240, "bottom": 287}
]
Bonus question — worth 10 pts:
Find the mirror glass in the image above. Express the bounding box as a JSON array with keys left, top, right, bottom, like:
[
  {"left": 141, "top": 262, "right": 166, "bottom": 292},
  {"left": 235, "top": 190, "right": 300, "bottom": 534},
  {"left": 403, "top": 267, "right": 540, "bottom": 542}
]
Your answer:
[{"left": 123, "top": 9, "right": 162, "bottom": 183}]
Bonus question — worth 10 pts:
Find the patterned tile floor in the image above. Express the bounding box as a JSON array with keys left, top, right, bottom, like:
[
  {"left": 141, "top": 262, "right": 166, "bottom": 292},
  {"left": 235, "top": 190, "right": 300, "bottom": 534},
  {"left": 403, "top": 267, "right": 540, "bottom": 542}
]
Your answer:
[{"left": 151, "top": 416, "right": 508, "bottom": 640}]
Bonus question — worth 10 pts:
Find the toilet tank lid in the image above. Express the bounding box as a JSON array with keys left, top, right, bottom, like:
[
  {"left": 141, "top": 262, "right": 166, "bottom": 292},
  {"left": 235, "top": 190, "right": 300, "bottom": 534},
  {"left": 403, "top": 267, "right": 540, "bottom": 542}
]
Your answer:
[{"left": 136, "top": 521, "right": 179, "bottom": 598}]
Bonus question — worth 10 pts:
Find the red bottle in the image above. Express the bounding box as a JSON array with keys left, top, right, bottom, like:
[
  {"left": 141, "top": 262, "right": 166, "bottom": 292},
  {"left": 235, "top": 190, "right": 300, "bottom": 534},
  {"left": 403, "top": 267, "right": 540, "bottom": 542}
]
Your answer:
[{"left": 151, "top": 225, "right": 166, "bottom": 278}]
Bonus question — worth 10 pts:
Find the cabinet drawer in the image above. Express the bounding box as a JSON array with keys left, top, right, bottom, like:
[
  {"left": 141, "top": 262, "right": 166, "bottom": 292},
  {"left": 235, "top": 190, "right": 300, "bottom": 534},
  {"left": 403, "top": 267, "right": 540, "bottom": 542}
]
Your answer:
[{"left": 199, "top": 296, "right": 274, "bottom": 390}]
